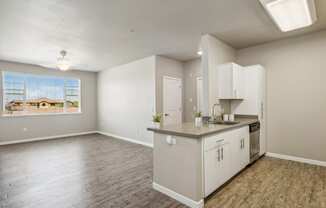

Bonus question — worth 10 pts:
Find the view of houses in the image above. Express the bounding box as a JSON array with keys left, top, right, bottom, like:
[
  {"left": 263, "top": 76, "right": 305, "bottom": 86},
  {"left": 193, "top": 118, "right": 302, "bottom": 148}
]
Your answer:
[
  {"left": 5, "top": 98, "right": 79, "bottom": 114},
  {"left": 3, "top": 72, "right": 80, "bottom": 115}
]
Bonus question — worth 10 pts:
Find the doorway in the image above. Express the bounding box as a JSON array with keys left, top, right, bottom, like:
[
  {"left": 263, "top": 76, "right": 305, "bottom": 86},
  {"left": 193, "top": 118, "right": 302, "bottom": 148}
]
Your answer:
[
  {"left": 163, "top": 76, "right": 182, "bottom": 125},
  {"left": 196, "top": 76, "right": 204, "bottom": 113}
]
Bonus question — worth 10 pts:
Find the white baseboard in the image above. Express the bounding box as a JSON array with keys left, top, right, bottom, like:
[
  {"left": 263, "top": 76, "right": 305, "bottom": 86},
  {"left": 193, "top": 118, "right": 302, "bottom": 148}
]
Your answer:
[
  {"left": 97, "top": 131, "right": 153, "bottom": 148},
  {"left": 153, "top": 182, "right": 204, "bottom": 208},
  {"left": 0, "top": 131, "right": 97, "bottom": 146},
  {"left": 266, "top": 152, "right": 326, "bottom": 167}
]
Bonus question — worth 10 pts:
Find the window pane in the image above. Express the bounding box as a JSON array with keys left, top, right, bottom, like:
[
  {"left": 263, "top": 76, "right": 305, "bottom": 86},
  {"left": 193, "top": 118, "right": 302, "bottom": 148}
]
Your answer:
[
  {"left": 25, "top": 74, "right": 65, "bottom": 114},
  {"left": 3, "top": 72, "right": 25, "bottom": 115},
  {"left": 2, "top": 72, "right": 81, "bottom": 116},
  {"left": 65, "top": 79, "right": 80, "bottom": 113}
]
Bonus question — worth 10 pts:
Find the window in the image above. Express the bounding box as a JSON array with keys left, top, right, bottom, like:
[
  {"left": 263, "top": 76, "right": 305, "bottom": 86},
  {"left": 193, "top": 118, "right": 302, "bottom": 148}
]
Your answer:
[{"left": 2, "top": 72, "right": 81, "bottom": 116}]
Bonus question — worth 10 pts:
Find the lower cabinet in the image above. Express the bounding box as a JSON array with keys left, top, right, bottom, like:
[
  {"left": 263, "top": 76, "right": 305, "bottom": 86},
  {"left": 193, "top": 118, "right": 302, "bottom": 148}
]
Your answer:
[
  {"left": 230, "top": 126, "right": 250, "bottom": 175},
  {"left": 204, "top": 126, "right": 250, "bottom": 197}
]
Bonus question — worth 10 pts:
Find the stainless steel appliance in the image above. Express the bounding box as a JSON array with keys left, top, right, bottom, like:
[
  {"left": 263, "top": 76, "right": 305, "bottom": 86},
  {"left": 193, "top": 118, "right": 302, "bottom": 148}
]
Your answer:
[{"left": 249, "top": 122, "right": 260, "bottom": 163}]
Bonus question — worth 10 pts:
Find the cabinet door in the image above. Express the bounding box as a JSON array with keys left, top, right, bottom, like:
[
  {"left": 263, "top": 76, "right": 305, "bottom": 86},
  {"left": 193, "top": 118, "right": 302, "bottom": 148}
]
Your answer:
[
  {"left": 235, "top": 136, "right": 244, "bottom": 174},
  {"left": 217, "top": 63, "right": 244, "bottom": 99},
  {"left": 229, "top": 127, "right": 249, "bottom": 175},
  {"left": 219, "top": 142, "right": 232, "bottom": 183},
  {"left": 204, "top": 141, "right": 232, "bottom": 197},
  {"left": 204, "top": 147, "right": 221, "bottom": 197},
  {"left": 233, "top": 65, "right": 245, "bottom": 99},
  {"left": 239, "top": 126, "right": 250, "bottom": 168}
]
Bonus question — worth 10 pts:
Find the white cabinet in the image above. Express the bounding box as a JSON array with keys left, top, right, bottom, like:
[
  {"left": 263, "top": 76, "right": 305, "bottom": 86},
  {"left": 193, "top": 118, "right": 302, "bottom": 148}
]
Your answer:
[
  {"left": 204, "top": 126, "right": 249, "bottom": 197},
  {"left": 230, "top": 65, "right": 266, "bottom": 155},
  {"left": 204, "top": 132, "right": 232, "bottom": 197},
  {"left": 235, "top": 127, "right": 250, "bottom": 173},
  {"left": 229, "top": 126, "right": 249, "bottom": 177},
  {"left": 217, "top": 63, "right": 245, "bottom": 99}
]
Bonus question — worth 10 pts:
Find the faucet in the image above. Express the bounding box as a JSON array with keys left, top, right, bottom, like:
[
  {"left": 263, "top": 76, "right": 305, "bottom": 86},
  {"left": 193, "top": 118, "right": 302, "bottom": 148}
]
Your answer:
[{"left": 211, "top": 103, "right": 222, "bottom": 121}]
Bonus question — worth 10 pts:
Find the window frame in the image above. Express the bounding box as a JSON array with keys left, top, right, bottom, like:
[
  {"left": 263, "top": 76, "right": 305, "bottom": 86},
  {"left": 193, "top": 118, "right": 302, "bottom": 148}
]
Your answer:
[{"left": 1, "top": 71, "right": 82, "bottom": 117}]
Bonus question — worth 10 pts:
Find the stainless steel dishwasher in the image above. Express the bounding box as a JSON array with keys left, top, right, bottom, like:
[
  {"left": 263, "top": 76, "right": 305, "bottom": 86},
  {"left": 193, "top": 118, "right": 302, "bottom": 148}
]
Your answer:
[{"left": 249, "top": 122, "right": 260, "bottom": 163}]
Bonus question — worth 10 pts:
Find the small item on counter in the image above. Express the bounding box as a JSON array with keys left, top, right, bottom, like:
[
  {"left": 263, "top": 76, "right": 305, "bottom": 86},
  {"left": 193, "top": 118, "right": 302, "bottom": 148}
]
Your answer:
[
  {"left": 152, "top": 113, "right": 163, "bottom": 128},
  {"left": 202, "top": 116, "right": 211, "bottom": 124},
  {"left": 229, "top": 114, "right": 235, "bottom": 121},
  {"left": 223, "top": 114, "right": 229, "bottom": 121},
  {"left": 194, "top": 111, "right": 203, "bottom": 127}
]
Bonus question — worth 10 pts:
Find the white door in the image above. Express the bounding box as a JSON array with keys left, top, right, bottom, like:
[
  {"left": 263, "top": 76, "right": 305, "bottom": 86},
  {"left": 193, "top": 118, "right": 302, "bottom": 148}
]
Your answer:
[
  {"left": 196, "top": 77, "right": 204, "bottom": 113},
  {"left": 230, "top": 129, "right": 243, "bottom": 175},
  {"left": 229, "top": 126, "right": 249, "bottom": 175},
  {"left": 163, "top": 76, "right": 182, "bottom": 125},
  {"left": 239, "top": 126, "right": 250, "bottom": 168},
  {"left": 204, "top": 146, "right": 221, "bottom": 197},
  {"left": 232, "top": 64, "right": 245, "bottom": 99},
  {"left": 204, "top": 135, "right": 232, "bottom": 197},
  {"left": 219, "top": 142, "right": 232, "bottom": 183}
]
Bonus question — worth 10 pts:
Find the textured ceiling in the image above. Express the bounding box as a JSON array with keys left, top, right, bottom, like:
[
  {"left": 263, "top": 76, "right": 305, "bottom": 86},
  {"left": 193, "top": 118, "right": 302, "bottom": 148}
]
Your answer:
[{"left": 0, "top": 0, "right": 325, "bottom": 71}]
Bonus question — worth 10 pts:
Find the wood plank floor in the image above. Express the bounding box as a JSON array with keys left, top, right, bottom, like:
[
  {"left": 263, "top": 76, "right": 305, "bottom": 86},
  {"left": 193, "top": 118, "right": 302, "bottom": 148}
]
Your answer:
[
  {"left": 1, "top": 134, "right": 326, "bottom": 208},
  {"left": 0, "top": 134, "right": 186, "bottom": 208},
  {"left": 205, "top": 156, "right": 326, "bottom": 208}
]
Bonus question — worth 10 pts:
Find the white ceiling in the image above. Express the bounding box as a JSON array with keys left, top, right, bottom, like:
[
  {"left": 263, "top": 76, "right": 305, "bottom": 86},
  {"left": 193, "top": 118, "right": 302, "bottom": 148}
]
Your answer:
[{"left": 0, "top": 0, "right": 326, "bottom": 72}]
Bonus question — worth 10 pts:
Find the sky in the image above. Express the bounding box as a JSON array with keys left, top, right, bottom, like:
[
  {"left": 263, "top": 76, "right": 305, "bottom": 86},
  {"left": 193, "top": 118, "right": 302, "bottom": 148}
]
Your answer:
[{"left": 4, "top": 72, "right": 79, "bottom": 102}]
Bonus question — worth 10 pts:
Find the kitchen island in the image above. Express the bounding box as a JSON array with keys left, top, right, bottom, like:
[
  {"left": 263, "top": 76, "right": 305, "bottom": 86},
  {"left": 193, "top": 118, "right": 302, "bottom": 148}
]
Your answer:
[{"left": 147, "top": 116, "right": 258, "bottom": 208}]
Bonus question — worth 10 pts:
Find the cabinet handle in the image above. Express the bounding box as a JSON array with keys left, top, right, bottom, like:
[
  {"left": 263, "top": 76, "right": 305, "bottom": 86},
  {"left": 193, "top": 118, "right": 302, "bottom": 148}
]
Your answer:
[
  {"left": 221, "top": 147, "right": 224, "bottom": 161},
  {"left": 217, "top": 148, "right": 220, "bottom": 162},
  {"left": 240, "top": 139, "right": 242, "bottom": 149},
  {"left": 242, "top": 139, "right": 245, "bottom": 148},
  {"left": 261, "top": 102, "right": 264, "bottom": 119},
  {"left": 216, "top": 139, "right": 224, "bottom": 143}
]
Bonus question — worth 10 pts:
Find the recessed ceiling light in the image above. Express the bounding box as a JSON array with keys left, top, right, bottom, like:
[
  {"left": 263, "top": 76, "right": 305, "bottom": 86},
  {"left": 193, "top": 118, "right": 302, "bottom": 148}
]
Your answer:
[
  {"left": 259, "top": 0, "right": 317, "bottom": 32},
  {"left": 197, "top": 51, "right": 203, "bottom": 56}
]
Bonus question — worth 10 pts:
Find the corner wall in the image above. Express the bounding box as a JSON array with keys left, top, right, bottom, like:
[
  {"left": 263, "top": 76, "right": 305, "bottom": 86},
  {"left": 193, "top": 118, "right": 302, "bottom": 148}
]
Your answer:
[
  {"left": 236, "top": 30, "right": 326, "bottom": 161},
  {"left": 97, "top": 56, "right": 156, "bottom": 146},
  {"left": 155, "top": 56, "right": 184, "bottom": 116},
  {"left": 201, "top": 34, "right": 236, "bottom": 116},
  {"left": 183, "top": 58, "right": 202, "bottom": 122}
]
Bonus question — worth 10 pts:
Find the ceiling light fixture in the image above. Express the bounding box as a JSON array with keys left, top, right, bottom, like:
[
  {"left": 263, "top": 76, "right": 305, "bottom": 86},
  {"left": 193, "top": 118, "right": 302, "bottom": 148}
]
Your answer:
[
  {"left": 259, "top": 0, "right": 317, "bottom": 32},
  {"left": 57, "top": 50, "right": 70, "bottom": 71},
  {"left": 197, "top": 50, "right": 203, "bottom": 56}
]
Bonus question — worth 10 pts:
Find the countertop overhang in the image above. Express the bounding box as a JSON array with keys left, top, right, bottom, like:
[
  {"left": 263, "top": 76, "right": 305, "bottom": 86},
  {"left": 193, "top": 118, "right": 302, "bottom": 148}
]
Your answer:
[{"left": 147, "top": 117, "right": 258, "bottom": 139}]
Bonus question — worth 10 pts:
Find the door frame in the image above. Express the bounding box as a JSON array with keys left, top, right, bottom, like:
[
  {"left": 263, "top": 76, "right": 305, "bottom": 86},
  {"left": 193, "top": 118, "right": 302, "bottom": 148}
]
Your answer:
[
  {"left": 163, "top": 76, "right": 183, "bottom": 124},
  {"left": 196, "top": 76, "right": 203, "bottom": 113}
]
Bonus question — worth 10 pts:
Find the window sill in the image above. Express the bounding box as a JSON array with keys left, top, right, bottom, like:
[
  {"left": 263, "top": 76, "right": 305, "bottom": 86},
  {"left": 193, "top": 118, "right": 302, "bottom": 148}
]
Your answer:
[{"left": 0, "top": 112, "right": 82, "bottom": 118}]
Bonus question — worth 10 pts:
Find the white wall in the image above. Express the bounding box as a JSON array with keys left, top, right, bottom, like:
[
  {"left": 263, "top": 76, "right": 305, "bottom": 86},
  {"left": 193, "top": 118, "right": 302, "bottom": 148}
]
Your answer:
[
  {"left": 183, "top": 58, "right": 202, "bottom": 122},
  {"left": 155, "top": 56, "right": 184, "bottom": 116},
  {"left": 97, "top": 56, "right": 156, "bottom": 146},
  {"left": 0, "top": 61, "right": 98, "bottom": 143},
  {"left": 201, "top": 34, "right": 236, "bottom": 115},
  {"left": 236, "top": 30, "right": 326, "bottom": 162}
]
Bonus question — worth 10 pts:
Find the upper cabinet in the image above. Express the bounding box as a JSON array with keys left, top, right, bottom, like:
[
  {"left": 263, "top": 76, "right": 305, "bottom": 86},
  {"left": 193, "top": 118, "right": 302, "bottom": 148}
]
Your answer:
[{"left": 217, "top": 63, "right": 245, "bottom": 99}]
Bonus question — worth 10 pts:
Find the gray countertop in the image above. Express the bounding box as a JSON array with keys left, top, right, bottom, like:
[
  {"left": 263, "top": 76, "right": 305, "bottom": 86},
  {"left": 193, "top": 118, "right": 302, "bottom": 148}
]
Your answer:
[{"left": 147, "top": 117, "right": 258, "bottom": 139}]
